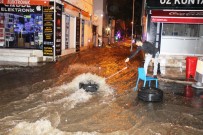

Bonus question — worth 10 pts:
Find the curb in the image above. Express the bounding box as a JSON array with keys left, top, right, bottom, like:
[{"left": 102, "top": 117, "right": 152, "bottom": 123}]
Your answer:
[{"left": 159, "top": 77, "right": 194, "bottom": 85}]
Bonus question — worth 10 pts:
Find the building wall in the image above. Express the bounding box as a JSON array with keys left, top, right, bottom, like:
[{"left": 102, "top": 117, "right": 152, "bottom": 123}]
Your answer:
[
  {"left": 62, "top": 0, "right": 93, "bottom": 54},
  {"left": 93, "top": 0, "right": 104, "bottom": 36},
  {"left": 64, "top": 0, "right": 93, "bottom": 15},
  {"left": 80, "top": 19, "right": 93, "bottom": 50}
]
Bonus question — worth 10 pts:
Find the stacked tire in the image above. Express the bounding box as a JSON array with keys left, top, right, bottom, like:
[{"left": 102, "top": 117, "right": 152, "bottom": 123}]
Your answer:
[{"left": 138, "top": 87, "right": 163, "bottom": 102}]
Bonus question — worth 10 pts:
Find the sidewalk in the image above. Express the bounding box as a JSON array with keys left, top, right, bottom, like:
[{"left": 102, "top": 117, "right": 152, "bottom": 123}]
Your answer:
[
  {"left": 150, "top": 67, "right": 196, "bottom": 85},
  {"left": 0, "top": 61, "right": 45, "bottom": 70}
]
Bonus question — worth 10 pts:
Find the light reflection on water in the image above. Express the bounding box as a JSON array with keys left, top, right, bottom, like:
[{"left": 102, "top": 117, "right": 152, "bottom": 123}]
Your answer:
[{"left": 161, "top": 82, "right": 203, "bottom": 108}]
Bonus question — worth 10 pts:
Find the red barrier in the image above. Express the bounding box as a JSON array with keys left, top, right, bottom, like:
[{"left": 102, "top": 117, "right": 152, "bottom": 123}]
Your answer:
[{"left": 186, "top": 56, "right": 198, "bottom": 79}]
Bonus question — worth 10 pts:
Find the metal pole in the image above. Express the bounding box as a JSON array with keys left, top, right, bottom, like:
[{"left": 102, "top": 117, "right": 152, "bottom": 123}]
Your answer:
[
  {"left": 130, "top": 0, "right": 135, "bottom": 51},
  {"left": 53, "top": 0, "right": 56, "bottom": 61}
]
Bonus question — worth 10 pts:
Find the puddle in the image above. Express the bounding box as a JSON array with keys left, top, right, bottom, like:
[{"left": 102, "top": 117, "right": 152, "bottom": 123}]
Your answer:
[{"left": 172, "top": 85, "right": 203, "bottom": 108}]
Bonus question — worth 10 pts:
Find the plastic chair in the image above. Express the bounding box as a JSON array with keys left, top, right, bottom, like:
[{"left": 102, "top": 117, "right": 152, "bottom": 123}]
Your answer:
[{"left": 135, "top": 67, "right": 158, "bottom": 91}]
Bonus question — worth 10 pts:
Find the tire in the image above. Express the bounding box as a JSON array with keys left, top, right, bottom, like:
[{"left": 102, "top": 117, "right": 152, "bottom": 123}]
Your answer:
[
  {"left": 138, "top": 87, "right": 163, "bottom": 102},
  {"left": 79, "top": 82, "right": 98, "bottom": 92}
]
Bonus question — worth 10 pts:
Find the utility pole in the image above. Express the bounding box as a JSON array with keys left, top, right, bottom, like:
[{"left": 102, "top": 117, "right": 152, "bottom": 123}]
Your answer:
[{"left": 130, "top": 0, "right": 135, "bottom": 51}]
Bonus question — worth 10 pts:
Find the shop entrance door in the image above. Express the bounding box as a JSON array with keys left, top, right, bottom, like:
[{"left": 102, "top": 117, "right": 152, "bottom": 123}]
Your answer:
[
  {"left": 92, "top": 25, "right": 97, "bottom": 46},
  {"left": 76, "top": 17, "right": 80, "bottom": 52}
]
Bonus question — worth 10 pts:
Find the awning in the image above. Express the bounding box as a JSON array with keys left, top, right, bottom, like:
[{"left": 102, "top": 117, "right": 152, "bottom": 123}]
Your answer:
[
  {"left": 151, "top": 10, "right": 203, "bottom": 24},
  {"left": 0, "top": 0, "right": 50, "bottom": 6}
]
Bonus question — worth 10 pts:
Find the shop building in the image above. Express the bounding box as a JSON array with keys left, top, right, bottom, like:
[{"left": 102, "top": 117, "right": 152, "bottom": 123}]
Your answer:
[
  {"left": 142, "top": 0, "right": 203, "bottom": 69},
  {"left": 0, "top": 0, "right": 93, "bottom": 63},
  {"left": 93, "top": 0, "right": 115, "bottom": 46}
]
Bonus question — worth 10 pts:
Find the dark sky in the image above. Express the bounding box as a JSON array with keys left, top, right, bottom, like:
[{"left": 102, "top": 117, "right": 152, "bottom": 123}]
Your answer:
[{"left": 107, "top": 0, "right": 142, "bottom": 23}]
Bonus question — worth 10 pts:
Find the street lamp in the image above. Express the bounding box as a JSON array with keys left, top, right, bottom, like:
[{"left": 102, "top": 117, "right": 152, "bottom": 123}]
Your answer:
[
  {"left": 106, "top": 27, "right": 110, "bottom": 35},
  {"left": 130, "top": 0, "right": 135, "bottom": 51}
]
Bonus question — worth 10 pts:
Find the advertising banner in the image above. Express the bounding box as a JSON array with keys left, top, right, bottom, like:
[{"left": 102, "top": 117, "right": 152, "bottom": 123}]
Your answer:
[
  {"left": 55, "top": 2, "right": 62, "bottom": 56},
  {"left": 146, "top": 0, "right": 203, "bottom": 9},
  {"left": 43, "top": 2, "right": 54, "bottom": 56},
  {"left": 43, "top": 2, "right": 62, "bottom": 56}
]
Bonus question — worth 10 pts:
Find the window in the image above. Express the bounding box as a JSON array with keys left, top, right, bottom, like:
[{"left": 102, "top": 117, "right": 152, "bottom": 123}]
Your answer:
[
  {"left": 162, "top": 23, "right": 199, "bottom": 37},
  {"left": 81, "top": 20, "right": 85, "bottom": 47},
  {"left": 65, "top": 15, "right": 70, "bottom": 49}
]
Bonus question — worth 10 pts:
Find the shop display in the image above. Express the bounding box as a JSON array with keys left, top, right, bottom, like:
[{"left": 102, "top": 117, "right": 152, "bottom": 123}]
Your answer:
[{"left": 0, "top": 12, "right": 43, "bottom": 49}]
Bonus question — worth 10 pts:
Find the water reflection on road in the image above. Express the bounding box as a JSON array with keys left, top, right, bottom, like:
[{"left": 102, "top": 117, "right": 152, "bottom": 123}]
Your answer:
[{"left": 169, "top": 83, "right": 203, "bottom": 108}]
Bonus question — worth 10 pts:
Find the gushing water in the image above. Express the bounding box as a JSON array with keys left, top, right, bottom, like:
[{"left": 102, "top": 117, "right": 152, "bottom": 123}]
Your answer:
[{"left": 0, "top": 73, "right": 114, "bottom": 135}]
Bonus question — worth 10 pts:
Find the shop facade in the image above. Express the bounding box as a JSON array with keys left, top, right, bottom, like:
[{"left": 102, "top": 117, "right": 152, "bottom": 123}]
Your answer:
[
  {"left": 142, "top": 0, "right": 203, "bottom": 68},
  {"left": 0, "top": 1, "right": 47, "bottom": 49},
  {"left": 0, "top": 0, "right": 93, "bottom": 62}
]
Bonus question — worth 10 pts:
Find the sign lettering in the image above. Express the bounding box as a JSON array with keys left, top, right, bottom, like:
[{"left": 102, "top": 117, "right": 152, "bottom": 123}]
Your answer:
[
  {"left": 152, "top": 10, "right": 203, "bottom": 17},
  {"left": 0, "top": 4, "right": 42, "bottom": 13},
  {"left": 7, "top": 0, "right": 30, "bottom": 5},
  {"left": 147, "top": 0, "right": 203, "bottom": 9},
  {"left": 159, "top": 0, "right": 203, "bottom": 4}
]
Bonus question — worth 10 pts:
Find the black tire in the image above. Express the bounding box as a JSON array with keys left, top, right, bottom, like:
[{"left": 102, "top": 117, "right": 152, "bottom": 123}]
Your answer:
[
  {"left": 79, "top": 82, "right": 98, "bottom": 92},
  {"left": 138, "top": 87, "right": 163, "bottom": 102},
  {"left": 85, "top": 84, "right": 98, "bottom": 92}
]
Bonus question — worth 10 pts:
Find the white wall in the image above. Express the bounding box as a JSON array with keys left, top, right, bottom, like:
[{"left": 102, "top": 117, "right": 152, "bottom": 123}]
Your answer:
[
  {"left": 93, "top": 0, "right": 104, "bottom": 36},
  {"left": 161, "top": 36, "right": 200, "bottom": 55},
  {"left": 200, "top": 25, "right": 203, "bottom": 37},
  {"left": 84, "top": 21, "right": 92, "bottom": 47}
]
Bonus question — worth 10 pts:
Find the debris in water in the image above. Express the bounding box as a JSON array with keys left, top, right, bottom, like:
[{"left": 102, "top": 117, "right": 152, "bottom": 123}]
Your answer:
[{"left": 79, "top": 80, "right": 99, "bottom": 92}]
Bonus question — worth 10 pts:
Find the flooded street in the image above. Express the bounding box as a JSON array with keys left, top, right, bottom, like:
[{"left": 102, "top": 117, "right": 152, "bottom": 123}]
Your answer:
[{"left": 0, "top": 44, "right": 203, "bottom": 135}]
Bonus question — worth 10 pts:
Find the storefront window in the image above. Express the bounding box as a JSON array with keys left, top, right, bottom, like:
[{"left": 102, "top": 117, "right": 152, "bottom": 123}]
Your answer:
[
  {"left": 0, "top": 13, "right": 43, "bottom": 49},
  {"left": 65, "top": 15, "right": 70, "bottom": 49},
  {"left": 162, "top": 23, "right": 199, "bottom": 37}
]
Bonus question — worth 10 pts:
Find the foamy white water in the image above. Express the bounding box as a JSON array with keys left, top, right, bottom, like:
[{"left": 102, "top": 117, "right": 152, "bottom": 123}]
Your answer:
[{"left": 0, "top": 73, "right": 115, "bottom": 135}]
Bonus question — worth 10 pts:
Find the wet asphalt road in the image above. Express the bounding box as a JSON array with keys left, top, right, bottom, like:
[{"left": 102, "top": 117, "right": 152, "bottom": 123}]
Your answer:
[{"left": 0, "top": 45, "right": 203, "bottom": 134}]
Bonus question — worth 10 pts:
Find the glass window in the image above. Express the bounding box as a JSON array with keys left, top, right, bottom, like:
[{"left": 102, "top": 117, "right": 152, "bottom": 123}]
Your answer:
[
  {"left": 81, "top": 20, "right": 85, "bottom": 47},
  {"left": 65, "top": 15, "right": 70, "bottom": 49},
  {"left": 162, "top": 23, "right": 199, "bottom": 37}
]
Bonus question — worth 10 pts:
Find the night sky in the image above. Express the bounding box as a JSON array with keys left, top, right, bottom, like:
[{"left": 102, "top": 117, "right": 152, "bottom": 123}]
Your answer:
[
  {"left": 107, "top": 0, "right": 142, "bottom": 23},
  {"left": 107, "top": 0, "right": 142, "bottom": 35}
]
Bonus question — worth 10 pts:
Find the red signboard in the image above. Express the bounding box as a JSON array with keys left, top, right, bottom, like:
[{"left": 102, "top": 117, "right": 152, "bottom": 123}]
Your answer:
[
  {"left": 152, "top": 10, "right": 203, "bottom": 17},
  {"left": 0, "top": 0, "right": 50, "bottom": 6},
  {"left": 152, "top": 17, "right": 203, "bottom": 24},
  {"left": 146, "top": 0, "right": 203, "bottom": 9},
  {"left": 151, "top": 10, "right": 203, "bottom": 24}
]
